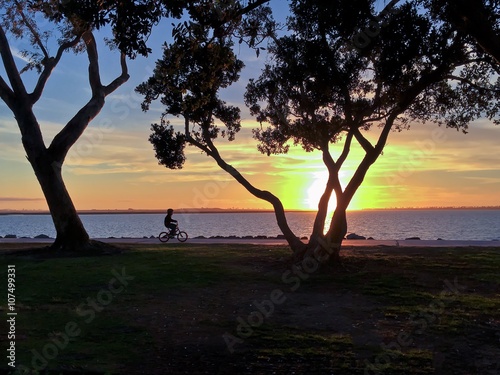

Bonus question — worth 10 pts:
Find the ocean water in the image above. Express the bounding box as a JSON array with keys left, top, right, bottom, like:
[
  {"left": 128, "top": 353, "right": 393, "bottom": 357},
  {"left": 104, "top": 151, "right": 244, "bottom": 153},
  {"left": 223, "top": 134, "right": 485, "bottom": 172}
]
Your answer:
[{"left": 0, "top": 210, "right": 499, "bottom": 241}]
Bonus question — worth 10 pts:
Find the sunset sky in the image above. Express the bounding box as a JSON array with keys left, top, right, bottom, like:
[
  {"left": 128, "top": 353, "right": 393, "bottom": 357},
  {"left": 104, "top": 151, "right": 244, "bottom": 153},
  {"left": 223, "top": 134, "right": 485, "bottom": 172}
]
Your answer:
[{"left": 1, "top": 4, "right": 500, "bottom": 212}]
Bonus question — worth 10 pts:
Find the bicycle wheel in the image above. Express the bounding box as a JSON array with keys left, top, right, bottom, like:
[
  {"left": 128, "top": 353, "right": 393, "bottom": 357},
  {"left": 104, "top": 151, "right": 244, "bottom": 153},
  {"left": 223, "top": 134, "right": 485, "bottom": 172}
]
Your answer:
[
  {"left": 159, "top": 232, "right": 170, "bottom": 242},
  {"left": 177, "top": 231, "right": 188, "bottom": 242}
]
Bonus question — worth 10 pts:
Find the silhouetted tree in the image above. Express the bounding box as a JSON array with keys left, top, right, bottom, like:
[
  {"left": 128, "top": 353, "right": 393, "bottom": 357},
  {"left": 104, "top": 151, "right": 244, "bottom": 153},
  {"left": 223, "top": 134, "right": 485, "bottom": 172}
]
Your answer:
[
  {"left": 137, "top": 1, "right": 300, "bottom": 246},
  {"left": 245, "top": 0, "right": 500, "bottom": 262},
  {"left": 0, "top": 0, "right": 187, "bottom": 252},
  {"left": 139, "top": 0, "right": 500, "bottom": 264}
]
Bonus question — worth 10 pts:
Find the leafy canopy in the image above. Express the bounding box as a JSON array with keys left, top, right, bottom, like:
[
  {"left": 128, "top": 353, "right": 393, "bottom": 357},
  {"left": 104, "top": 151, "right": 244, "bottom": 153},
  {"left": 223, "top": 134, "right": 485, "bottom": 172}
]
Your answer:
[
  {"left": 1, "top": 0, "right": 192, "bottom": 67},
  {"left": 137, "top": 0, "right": 271, "bottom": 169},
  {"left": 245, "top": 0, "right": 500, "bottom": 157}
]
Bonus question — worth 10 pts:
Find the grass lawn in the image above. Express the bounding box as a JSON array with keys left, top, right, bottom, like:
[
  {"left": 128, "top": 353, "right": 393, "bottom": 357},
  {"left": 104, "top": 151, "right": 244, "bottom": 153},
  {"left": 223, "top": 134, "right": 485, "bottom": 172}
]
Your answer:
[{"left": 0, "top": 243, "right": 499, "bottom": 374}]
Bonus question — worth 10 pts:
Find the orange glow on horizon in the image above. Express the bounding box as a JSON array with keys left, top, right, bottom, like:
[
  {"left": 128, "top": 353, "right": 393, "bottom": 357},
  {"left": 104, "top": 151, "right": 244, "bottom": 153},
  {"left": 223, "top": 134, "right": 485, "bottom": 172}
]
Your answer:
[{"left": 1, "top": 119, "right": 499, "bottom": 211}]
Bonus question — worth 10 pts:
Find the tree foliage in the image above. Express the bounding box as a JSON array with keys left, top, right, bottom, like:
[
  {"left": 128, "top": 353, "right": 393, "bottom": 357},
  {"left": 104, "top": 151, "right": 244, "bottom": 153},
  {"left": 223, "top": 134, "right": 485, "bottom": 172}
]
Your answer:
[
  {"left": 138, "top": 0, "right": 308, "bottom": 251},
  {"left": 137, "top": 0, "right": 270, "bottom": 168},
  {"left": 247, "top": 0, "right": 500, "bottom": 155},
  {"left": 420, "top": 0, "right": 500, "bottom": 65},
  {"left": 140, "top": 0, "right": 500, "bottom": 261},
  {"left": 0, "top": 0, "right": 208, "bottom": 251},
  {"left": 243, "top": 0, "right": 500, "bottom": 259},
  {"left": 242, "top": 0, "right": 500, "bottom": 259},
  {"left": 149, "top": 121, "right": 187, "bottom": 169}
]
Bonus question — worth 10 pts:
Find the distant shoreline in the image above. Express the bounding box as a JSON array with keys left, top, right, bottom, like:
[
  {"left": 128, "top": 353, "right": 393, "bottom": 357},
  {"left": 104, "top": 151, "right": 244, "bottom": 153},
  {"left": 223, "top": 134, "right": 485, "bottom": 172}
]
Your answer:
[
  {"left": 1, "top": 206, "right": 499, "bottom": 215},
  {"left": 0, "top": 208, "right": 294, "bottom": 215}
]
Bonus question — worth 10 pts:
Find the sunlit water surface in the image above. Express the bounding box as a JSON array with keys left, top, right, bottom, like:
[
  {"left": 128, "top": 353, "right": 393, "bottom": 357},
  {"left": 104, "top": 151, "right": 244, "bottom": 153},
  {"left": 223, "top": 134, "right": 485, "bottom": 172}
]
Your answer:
[{"left": 0, "top": 210, "right": 499, "bottom": 241}]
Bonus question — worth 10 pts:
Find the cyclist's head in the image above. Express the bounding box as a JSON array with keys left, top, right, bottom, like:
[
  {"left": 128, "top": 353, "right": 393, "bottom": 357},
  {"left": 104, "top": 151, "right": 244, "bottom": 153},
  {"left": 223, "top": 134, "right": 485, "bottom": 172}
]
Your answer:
[{"left": 167, "top": 208, "right": 174, "bottom": 214}]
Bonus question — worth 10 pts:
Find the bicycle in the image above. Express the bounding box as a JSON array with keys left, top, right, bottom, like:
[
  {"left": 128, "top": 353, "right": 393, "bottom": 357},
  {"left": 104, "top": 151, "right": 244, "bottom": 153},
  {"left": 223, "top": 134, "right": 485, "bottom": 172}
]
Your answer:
[{"left": 159, "top": 225, "right": 188, "bottom": 242}]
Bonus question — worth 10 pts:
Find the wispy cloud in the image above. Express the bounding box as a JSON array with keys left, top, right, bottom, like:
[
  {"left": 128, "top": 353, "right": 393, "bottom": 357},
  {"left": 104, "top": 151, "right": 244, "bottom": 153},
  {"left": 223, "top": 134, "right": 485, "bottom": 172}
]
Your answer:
[
  {"left": 10, "top": 46, "right": 30, "bottom": 63},
  {"left": 0, "top": 197, "right": 43, "bottom": 202}
]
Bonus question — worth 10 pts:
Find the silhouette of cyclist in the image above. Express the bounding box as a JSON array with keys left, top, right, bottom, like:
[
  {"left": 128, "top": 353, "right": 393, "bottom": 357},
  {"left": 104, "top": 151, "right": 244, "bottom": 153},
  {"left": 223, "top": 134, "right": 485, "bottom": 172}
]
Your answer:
[{"left": 164, "top": 208, "right": 178, "bottom": 235}]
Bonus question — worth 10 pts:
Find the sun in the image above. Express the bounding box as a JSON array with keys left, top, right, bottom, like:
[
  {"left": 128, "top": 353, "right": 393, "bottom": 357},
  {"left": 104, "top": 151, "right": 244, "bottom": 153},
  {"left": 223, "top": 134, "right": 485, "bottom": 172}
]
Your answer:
[{"left": 305, "top": 171, "right": 337, "bottom": 211}]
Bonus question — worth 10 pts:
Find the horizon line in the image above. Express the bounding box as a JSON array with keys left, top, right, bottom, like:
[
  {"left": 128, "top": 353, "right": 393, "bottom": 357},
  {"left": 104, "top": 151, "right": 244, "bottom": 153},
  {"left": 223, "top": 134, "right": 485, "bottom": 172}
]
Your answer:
[{"left": 1, "top": 206, "right": 500, "bottom": 215}]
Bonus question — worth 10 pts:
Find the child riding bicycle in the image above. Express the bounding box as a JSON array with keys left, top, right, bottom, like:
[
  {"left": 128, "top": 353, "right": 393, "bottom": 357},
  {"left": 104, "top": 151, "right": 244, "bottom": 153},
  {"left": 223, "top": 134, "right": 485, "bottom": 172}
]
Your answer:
[
  {"left": 164, "top": 208, "right": 178, "bottom": 236},
  {"left": 159, "top": 209, "right": 188, "bottom": 243}
]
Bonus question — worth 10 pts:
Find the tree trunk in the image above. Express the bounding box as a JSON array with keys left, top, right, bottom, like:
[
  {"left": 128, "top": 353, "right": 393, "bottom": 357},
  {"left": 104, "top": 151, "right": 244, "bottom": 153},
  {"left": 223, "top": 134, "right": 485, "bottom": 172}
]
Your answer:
[
  {"left": 1, "top": 25, "right": 128, "bottom": 254},
  {"left": 13, "top": 98, "right": 92, "bottom": 252},
  {"left": 303, "top": 187, "right": 345, "bottom": 266},
  {"left": 191, "top": 130, "right": 307, "bottom": 255},
  {"left": 324, "top": 203, "right": 348, "bottom": 265},
  {"left": 217, "top": 159, "right": 306, "bottom": 254},
  {"left": 27, "top": 147, "right": 90, "bottom": 251},
  {"left": 16, "top": 105, "right": 93, "bottom": 253},
  {"left": 301, "top": 136, "right": 353, "bottom": 265}
]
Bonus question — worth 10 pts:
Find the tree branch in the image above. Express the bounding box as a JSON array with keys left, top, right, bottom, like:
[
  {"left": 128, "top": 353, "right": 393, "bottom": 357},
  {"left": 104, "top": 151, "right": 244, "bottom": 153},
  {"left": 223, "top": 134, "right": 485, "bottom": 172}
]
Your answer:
[
  {"left": 321, "top": 142, "right": 337, "bottom": 175},
  {"left": 311, "top": 144, "right": 338, "bottom": 239},
  {"left": 310, "top": 128, "right": 355, "bottom": 240},
  {"left": 374, "top": 111, "right": 399, "bottom": 154},
  {"left": 104, "top": 52, "right": 130, "bottom": 95},
  {"left": 444, "top": 0, "right": 500, "bottom": 65},
  {"left": 381, "top": 0, "right": 401, "bottom": 15},
  {"left": 337, "top": 130, "right": 353, "bottom": 169},
  {"left": 361, "top": 112, "right": 390, "bottom": 124},
  {"left": 236, "top": 0, "right": 270, "bottom": 18},
  {"left": 13, "top": 0, "right": 49, "bottom": 59},
  {"left": 341, "top": 111, "right": 398, "bottom": 214},
  {"left": 395, "top": 63, "right": 451, "bottom": 114},
  {"left": 30, "top": 34, "right": 82, "bottom": 103},
  {"left": 83, "top": 30, "right": 103, "bottom": 96},
  {"left": 353, "top": 127, "right": 375, "bottom": 153},
  {"left": 198, "top": 119, "right": 305, "bottom": 252},
  {"left": 371, "top": 80, "right": 383, "bottom": 110},
  {"left": 340, "top": 61, "right": 451, "bottom": 208},
  {"left": 48, "top": 30, "right": 129, "bottom": 162},
  {"left": 0, "top": 25, "right": 27, "bottom": 99},
  {"left": 0, "top": 75, "right": 15, "bottom": 110},
  {"left": 446, "top": 74, "right": 500, "bottom": 93},
  {"left": 184, "top": 118, "right": 213, "bottom": 155}
]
